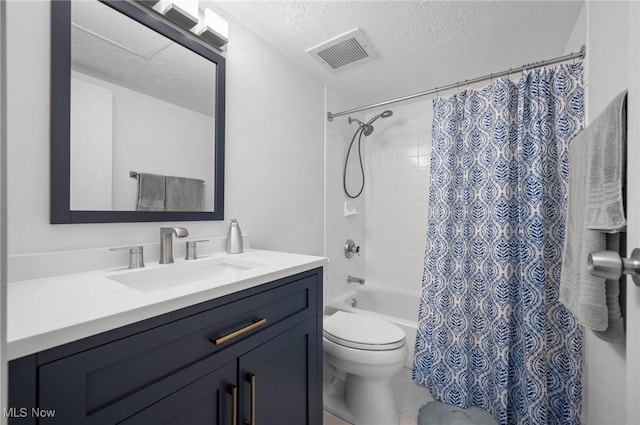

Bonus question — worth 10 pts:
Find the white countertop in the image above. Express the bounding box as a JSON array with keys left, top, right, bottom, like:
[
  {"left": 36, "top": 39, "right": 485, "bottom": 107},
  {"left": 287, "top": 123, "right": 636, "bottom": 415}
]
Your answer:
[{"left": 7, "top": 249, "right": 326, "bottom": 360}]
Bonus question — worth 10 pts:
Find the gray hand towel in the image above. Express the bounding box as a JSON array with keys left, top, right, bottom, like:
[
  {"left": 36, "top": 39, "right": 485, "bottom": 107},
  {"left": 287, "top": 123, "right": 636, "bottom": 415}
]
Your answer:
[
  {"left": 585, "top": 92, "right": 627, "bottom": 231},
  {"left": 165, "top": 176, "right": 204, "bottom": 211},
  {"left": 137, "top": 173, "right": 166, "bottom": 211},
  {"left": 559, "top": 90, "right": 627, "bottom": 342}
]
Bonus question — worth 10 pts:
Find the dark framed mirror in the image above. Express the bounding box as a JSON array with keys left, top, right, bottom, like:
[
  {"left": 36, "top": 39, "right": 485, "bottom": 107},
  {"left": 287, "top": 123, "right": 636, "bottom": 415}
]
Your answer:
[{"left": 51, "top": 0, "right": 225, "bottom": 223}]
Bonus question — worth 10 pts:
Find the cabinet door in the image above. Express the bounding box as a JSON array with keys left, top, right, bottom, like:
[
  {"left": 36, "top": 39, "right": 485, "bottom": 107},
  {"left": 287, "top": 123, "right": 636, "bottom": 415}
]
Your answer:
[
  {"left": 119, "top": 360, "right": 236, "bottom": 425},
  {"left": 239, "top": 319, "right": 321, "bottom": 425}
]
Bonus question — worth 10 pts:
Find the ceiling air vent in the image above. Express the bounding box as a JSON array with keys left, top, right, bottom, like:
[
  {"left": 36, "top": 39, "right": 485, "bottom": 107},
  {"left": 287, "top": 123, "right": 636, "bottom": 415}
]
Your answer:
[{"left": 306, "top": 28, "right": 376, "bottom": 72}]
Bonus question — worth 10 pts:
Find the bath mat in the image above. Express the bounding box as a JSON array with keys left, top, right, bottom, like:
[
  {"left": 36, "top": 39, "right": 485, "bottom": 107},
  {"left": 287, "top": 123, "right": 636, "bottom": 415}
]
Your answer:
[{"left": 417, "top": 401, "right": 498, "bottom": 425}]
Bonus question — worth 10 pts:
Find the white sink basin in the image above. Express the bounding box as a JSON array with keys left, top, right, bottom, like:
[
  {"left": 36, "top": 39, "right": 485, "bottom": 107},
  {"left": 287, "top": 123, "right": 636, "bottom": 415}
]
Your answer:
[{"left": 108, "top": 257, "right": 264, "bottom": 292}]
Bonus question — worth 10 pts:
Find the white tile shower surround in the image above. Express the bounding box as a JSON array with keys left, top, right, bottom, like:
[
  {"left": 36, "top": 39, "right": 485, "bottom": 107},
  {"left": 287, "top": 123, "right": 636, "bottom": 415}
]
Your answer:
[
  {"left": 364, "top": 100, "right": 433, "bottom": 295},
  {"left": 323, "top": 410, "right": 417, "bottom": 425}
]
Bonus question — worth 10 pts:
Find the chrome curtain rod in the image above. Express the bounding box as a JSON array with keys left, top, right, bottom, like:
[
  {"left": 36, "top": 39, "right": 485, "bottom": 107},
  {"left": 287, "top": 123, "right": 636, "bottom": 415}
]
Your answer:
[{"left": 327, "top": 45, "right": 586, "bottom": 122}]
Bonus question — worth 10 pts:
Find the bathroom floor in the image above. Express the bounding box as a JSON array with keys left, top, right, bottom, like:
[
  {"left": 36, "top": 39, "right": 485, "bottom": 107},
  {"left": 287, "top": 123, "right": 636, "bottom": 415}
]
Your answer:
[{"left": 323, "top": 410, "right": 417, "bottom": 425}]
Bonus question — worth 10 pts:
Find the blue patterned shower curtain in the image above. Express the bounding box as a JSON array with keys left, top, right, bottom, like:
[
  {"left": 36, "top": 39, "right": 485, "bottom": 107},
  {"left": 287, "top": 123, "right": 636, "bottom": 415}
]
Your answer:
[{"left": 413, "top": 63, "right": 584, "bottom": 425}]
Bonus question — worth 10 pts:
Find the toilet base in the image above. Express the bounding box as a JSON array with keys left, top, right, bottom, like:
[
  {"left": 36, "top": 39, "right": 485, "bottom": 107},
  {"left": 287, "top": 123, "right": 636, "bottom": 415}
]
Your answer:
[{"left": 344, "top": 374, "right": 399, "bottom": 425}]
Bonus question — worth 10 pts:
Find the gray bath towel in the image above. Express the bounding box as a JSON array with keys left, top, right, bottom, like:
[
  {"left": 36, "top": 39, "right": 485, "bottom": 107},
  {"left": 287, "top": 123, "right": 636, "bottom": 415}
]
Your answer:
[
  {"left": 137, "top": 173, "right": 166, "bottom": 211},
  {"left": 592, "top": 233, "right": 625, "bottom": 343},
  {"left": 165, "top": 176, "right": 204, "bottom": 211},
  {"left": 560, "top": 90, "right": 627, "bottom": 342}
]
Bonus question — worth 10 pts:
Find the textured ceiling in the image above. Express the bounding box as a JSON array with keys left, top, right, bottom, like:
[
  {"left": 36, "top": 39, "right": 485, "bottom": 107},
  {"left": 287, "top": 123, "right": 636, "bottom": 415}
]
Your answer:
[
  {"left": 211, "top": 1, "right": 584, "bottom": 109},
  {"left": 72, "top": 0, "right": 216, "bottom": 116}
]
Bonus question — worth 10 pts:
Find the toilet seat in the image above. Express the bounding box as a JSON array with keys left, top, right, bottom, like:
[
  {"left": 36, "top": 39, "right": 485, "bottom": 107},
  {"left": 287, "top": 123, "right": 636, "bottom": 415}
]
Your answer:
[{"left": 323, "top": 311, "right": 406, "bottom": 351}]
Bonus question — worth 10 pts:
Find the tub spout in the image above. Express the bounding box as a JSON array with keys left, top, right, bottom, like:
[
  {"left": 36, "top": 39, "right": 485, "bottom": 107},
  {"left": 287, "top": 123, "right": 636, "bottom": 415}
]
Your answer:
[{"left": 347, "top": 275, "right": 365, "bottom": 285}]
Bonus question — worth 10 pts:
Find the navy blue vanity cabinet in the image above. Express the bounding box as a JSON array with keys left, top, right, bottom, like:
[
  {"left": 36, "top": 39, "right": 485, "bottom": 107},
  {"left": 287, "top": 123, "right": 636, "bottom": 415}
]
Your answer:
[
  {"left": 8, "top": 267, "right": 323, "bottom": 425},
  {"left": 239, "top": 318, "right": 319, "bottom": 425},
  {"left": 122, "top": 319, "right": 319, "bottom": 425}
]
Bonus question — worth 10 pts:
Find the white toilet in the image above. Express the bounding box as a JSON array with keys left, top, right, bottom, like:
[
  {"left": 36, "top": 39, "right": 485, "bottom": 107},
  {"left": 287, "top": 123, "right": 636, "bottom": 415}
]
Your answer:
[{"left": 323, "top": 311, "right": 408, "bottom": 425}]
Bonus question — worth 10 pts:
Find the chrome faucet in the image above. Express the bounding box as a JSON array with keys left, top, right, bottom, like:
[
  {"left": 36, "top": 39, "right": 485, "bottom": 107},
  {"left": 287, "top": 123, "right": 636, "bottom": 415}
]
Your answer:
[
  {"left": 159, "top": 227, "right": 189, "bottom": 264},
  {"left": 347, "top": 275, "right": 365, "bottom": 285}
]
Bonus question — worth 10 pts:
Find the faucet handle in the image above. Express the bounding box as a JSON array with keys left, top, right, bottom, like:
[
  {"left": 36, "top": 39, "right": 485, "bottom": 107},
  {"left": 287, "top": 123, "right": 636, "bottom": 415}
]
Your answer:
[
  {"left": 344, "top": 239, "right": 360, "bottom": 258},
  {"left": 185, "top": 240, "right": 209, "bottom": 260},
  {"left": 110, "top": 246, "right": 145, "bottom": 269}
]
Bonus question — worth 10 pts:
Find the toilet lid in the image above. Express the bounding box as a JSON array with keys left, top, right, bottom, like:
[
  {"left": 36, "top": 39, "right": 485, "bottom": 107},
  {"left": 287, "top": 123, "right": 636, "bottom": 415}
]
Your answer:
[{"left": 323, "top": 311, "right": 406, "bottom": 350}]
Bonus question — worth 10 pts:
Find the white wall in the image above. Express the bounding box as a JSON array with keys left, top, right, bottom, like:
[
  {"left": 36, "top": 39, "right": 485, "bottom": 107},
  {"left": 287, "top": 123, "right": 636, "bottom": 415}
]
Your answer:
[
  {"left": 110, "top": 81, "right": 213, "bottom": 211},
  {"left": 5, "top": 1, "right": 325, "bottom": 259},
  {"left": 70, "top": 76, "right": 113, "bottom": 211},
  {"left": 71, "top": 72, "right": 215, "bottom": 211}
]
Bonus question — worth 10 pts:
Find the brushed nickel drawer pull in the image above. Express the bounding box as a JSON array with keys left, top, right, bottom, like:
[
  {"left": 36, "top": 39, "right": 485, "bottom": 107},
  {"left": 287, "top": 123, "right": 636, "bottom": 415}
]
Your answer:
[
  {"left": 246, "top": 373, "right": 256, "bottom": 425},
  {"left": 214, "top": 318, "right": 267, "bottom": 345},
  {"left": 228, "top": 384, "right": 237, "bottom": 425}
]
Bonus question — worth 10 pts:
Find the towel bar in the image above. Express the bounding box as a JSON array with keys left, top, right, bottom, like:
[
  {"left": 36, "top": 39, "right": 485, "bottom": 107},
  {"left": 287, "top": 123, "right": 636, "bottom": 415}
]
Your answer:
[{"left": 129, "top": 171, "right": 204, "bottom": 183}]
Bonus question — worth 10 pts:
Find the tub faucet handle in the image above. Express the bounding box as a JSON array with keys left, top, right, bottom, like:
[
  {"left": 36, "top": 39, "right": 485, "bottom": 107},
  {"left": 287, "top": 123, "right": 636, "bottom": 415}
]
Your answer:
[{"left": 345, "top": 239, "right": 360, "bottom": 258}]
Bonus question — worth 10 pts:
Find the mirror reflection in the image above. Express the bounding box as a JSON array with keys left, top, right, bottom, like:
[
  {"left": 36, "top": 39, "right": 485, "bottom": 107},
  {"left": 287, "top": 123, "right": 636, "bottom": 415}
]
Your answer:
[{"left": 70, "top": 0, "right": 217, "bottom": 212}]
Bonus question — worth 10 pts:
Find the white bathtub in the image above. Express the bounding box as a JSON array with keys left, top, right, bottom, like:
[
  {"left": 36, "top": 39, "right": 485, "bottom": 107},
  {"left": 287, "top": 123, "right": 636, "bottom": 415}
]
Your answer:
[{"left": 326, "top": 285, "right": 420, "bottom": 369}]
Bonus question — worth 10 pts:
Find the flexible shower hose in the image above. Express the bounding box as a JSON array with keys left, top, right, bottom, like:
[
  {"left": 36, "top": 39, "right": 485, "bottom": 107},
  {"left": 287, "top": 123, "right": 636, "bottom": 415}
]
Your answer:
[{"left": 343, "top": 125, "right": 366, "bottom": 199}]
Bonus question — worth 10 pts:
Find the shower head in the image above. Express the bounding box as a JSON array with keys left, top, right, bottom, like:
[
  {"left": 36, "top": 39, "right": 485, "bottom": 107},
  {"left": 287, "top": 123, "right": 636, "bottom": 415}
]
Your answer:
[
  {"left": 347, "top": 110, "right": 393, "bottom": 137},
  {"left": 347, "top": 117, "right": 374, "bottom": 136},
  {"left": 366, "top": 110, "right": 393, "bottom": 125},
  {"left": 362, "top": 124, "right": 374, "bottom": 136},
  {"left": 362, "top": 110, "right": 393, "bottom": 136}
]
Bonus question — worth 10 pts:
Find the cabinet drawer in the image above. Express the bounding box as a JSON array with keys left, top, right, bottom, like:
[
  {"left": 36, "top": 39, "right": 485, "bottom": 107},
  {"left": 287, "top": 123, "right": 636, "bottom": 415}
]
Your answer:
[{"left": 38, "top": 273, "right": 317, "bottom": 425}]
